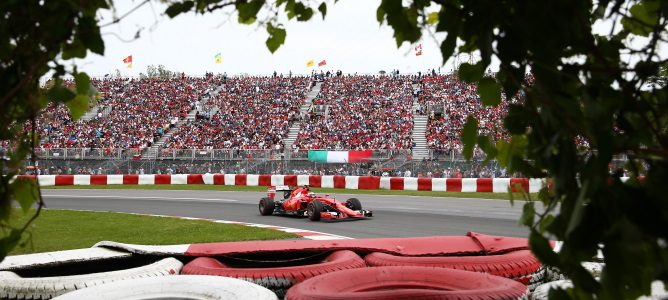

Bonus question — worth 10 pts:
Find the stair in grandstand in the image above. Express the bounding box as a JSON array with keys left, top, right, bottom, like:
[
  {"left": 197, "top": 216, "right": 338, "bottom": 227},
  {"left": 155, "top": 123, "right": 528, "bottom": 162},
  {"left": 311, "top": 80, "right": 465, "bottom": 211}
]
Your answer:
[
  {"left": 82, "top": 105, "right": 111, "bottom": 121},
  {"left": 80, "top": 108, "right": 99, "bottom": 121},
  {"left": 283, "top": 81, "right": 322, "bottom": 151},
  {"left": 306, "top": 81, "right": 322, "bottom": 100},
  {"left": 143, "top": 81, "right": 225, "bottom": 159},
  {"left": 283, "top": 123, "right": 301, "bottom": 150},
  {"left": 412, "top": 115, "right": 429, "bottom": 160}
]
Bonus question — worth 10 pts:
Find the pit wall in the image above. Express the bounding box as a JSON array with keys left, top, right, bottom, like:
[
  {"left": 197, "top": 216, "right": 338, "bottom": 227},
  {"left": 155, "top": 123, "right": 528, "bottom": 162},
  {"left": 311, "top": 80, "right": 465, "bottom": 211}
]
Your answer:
[{"left": 18, "top": 174, "right": 547, "bottom": 193}]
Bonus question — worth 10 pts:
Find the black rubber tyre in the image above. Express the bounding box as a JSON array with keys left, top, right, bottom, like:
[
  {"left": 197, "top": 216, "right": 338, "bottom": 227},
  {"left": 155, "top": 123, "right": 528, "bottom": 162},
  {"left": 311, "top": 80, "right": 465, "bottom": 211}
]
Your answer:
[
  {"left": 307, "top": 201, "right": 323, "bottom": 221},
  {"left": 346, "top": 198, "right": 362, "bottom": 210},
  {"left": 258, "top": 197, "right": 275, "bottom": 216}
]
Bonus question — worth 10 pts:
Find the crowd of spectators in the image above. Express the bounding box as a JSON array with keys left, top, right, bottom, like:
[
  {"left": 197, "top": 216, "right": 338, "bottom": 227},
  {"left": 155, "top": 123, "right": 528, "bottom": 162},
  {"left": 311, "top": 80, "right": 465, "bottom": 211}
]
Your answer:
[
  {"left": 4, "top": 73, "right": 524, "bottom": 160},
  {"left": 163, "top": 76, "right": 310, "bottom": 150},
  {"left": 8, "top": 76, "right": 219, "bottom": 153},
  {"left": 417, "top": 74, "right": 511, "bottom": 155},
  {"left": 293, "top": 75, "right": 414, "bottom": 150}
]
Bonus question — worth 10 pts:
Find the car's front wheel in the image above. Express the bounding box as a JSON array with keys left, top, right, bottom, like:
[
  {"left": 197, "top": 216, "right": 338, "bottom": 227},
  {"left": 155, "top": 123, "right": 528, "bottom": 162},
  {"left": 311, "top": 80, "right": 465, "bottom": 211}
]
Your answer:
[
  {"left": 307, "top": 201, "right": 323, "bottom": 221},
  {"left": 259, "top": 197, "right": 275, "bottom": 216},
  {"left": 346, "top": 198, "right": 362, "bottom": 211}
]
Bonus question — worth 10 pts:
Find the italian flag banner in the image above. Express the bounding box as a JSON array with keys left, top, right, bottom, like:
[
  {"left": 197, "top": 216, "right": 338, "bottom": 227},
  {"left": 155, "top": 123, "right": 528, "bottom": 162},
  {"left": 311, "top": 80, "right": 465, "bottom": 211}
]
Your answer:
[{"left": 308, "top": 150, "right": 372, "bottom": 163}]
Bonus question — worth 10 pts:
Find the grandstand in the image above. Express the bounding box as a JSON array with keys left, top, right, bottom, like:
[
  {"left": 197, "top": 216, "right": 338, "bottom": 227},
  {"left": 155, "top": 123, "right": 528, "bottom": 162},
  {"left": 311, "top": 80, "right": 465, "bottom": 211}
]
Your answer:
[{"left": 6, "top": 71, "right": 619, "bottom": 178}]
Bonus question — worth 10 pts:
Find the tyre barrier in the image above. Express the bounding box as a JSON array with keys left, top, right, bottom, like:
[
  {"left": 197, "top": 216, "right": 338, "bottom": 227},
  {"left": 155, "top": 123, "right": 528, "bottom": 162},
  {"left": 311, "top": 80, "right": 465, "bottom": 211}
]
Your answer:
[
  {"left": 285, "top": 266, "right": 529, "bottom": 300},
  {"left": 543, "top": 261, "right": 605, "bottom": 283},
  {"left": 531, "top": 279, "right": 667, "bottom": 300},
  {"left": 51, "top": 275, "right": 277, "bottom": 300},
  {"left": 517, "top": 268, "right": 547, "bottom": 292},
  {"left": 181, "top": 250, "right": 365, "bottom": 297},
  {"left": 183, "top": 232, "right": 532, "bottom": 257},
  {"left": 530, "top": 280, "right": 572, "bottom": 300},
  {"left": 0, "top": 247, "right": 131, "bottom": 271},
  {"left": 364, "top": 250, "right": 544, "bottom": 291},
  {"left": 0, "top": 257, "right": 182, "bottom": 300},
  {"left": 364, "top": 250, "right": 540, "bottom": 278}
]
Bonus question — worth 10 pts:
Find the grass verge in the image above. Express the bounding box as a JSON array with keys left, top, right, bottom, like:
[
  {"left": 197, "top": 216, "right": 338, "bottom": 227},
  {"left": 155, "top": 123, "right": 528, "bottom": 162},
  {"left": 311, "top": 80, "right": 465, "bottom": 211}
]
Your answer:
[
  {"left": 43, "top": 184, "right": 535, "bottom": 200},
  {"left": 8, "top": 209, "right": 296, "bottom": 255}
]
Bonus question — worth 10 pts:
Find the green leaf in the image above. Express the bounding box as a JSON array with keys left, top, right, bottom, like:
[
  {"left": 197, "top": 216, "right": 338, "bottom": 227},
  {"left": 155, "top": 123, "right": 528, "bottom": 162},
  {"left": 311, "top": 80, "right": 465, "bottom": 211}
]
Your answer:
[
  {"left": 477, "top": 135, "right": 497, "bottom": 162},
  {"left": 75, "top": 72, "right": 90, "bottom": 95},
  {"left": 376, "top": 5, "right": 386, "bottom": 23},
  {"left": 11, "top": 178, "right": 38, "bottom": 214},
  {"left": 620, "top": 2, "right": 659, "bottom": 37},
  {"left": 458, "top": 62, "right": 485, "bottom": 83},
  {"left": 519, "top": 201, "right": 535, "bottom": 226},
  {"left": 285, "top": 0, "right": 296, "bottom": 19},
  {"left": 379, "top": 0, "right": 421, "bottom": 46},
  {"left": 478, "top": 77, "right": 502, "bottom": 106},
  {"left": 61, "top": 40, "right": 87, "bottom": 59},
  {"left": 548, "top": 284, "right": 573, "bottom": 300},
  {"left": 427, "top": 12, "right": 439, "bottom": 25},
  {"left": 237, "top": 0, "right": 265, "bottom": 23},
  {"left": 508, "top": 191, "right": 514, "bottom": 207},
  {"left": 66, "top": 94, "right": 89, "bottom": 120},
  {"left": 440, "top": 34, "right": 456, "bottom": 65},
  {"left": 0, "top": 230, "right": 23, "bottom": 261},
  {"left": 293, "top": 2, "right": 313, "bottom": 21},
  {"left": 566, "top": 180, "right": 588, "bottom": 236},
  {"left": 165, "top": 1, "right": 194, "bottom": 18},
  {"left": 529, "top": 231, "right": 560, "bottom": 266},
  {"left": 48, "top": 82, "right": 76, "bottom": 103},
  {"left": 265, "top": 23, "right": 286, "bottom": 53},
  {"left": 540, "top": 214, "right": 555, "bottom": 233},
  {"left": 461, "top": 115, "right": 478, "bottom": 159},
  {"left": 78, "top": 16, "right": 104, "bottom": 55},
  {"left": 238, "top": 16, "right": 257, "bottom": 24},
  {"left": 318, "top": 3, "right": 327, "bottom": 20}
]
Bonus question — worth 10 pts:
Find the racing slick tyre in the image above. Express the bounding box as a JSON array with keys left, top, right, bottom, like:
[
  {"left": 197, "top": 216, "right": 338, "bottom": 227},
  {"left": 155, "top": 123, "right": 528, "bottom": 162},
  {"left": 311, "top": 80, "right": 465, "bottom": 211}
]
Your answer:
[
  {"left": 285, "top": 266, "right": 528, "bottom": 300},
  {"left": 181, "top": 250, "right": 365, "bottom": 298},
  {"left": 307, "top": 200, "right": 323, "bottom": 221},
  {"left": 345, "top": 198, "right": 362, "bottom": 211},
  {"left": 364, "top": 250, "right": 541, "bottom": 280},
  {"left": 259, "top": 197, "right": 275, "bottom": 216}
]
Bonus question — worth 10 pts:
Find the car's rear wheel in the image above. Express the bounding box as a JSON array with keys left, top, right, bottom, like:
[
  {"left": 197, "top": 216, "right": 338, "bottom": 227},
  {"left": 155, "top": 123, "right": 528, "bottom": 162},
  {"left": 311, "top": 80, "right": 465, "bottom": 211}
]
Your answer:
[
  {"left": 259, "top": 197, "right": 275, "bottom": 216},
  {"left": 346, "top": 198, "right": 362, "bottom": 211},
  {"left": 307, "top": 200, "right": 323, "bottom": 221}
]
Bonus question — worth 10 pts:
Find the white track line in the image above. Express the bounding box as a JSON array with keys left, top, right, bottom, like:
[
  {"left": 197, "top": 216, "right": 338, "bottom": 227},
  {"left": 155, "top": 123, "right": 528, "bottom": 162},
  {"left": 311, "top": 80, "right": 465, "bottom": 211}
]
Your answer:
[{"left": 42, "top": 195, "right": 238, "bottom": 202}]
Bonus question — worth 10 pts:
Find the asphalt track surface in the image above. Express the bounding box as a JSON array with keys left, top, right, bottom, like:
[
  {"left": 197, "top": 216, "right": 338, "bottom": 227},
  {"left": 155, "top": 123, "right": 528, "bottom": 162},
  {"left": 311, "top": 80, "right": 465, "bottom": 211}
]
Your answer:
[{"left": 40, "top": 189, "right": 534, "bottom": 239}]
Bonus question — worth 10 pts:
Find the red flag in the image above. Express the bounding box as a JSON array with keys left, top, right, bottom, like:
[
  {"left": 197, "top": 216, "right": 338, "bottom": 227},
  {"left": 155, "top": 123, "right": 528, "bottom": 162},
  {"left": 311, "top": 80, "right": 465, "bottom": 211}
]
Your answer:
[
  {"left": 318, "top": 60, "right": 327, "bottom": 67},
  {"left": 123, "top": 55, "right": 133, "bottom": 64}
]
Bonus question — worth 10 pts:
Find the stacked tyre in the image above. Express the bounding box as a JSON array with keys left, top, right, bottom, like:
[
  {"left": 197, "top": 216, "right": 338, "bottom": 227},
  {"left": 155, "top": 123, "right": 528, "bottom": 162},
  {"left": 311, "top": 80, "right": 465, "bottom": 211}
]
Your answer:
[
  {"left": 364, "top": 250, "right": 545, "bottom": 291},
  {"left": 285, "top": 266, "right": 529, "bottom": 300},
  {"left": 182, "top": 250, "right": 366, "bottom": 297}
]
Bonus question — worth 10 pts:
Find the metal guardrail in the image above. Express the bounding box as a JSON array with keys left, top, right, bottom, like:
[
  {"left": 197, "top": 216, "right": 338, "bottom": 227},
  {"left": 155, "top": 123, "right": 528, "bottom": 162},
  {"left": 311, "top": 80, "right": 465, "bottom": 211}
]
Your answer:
[
  {"left": 23, "top": 148, "right": 417, "bottom": 161},
  {"left": 3, "top": 147, "right": 631, "bottom": 163}
]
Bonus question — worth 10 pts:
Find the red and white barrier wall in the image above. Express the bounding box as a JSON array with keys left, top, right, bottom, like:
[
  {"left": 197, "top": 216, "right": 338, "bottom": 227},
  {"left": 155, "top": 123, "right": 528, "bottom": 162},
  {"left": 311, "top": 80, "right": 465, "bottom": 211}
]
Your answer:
[{"left": 18, "top": 174, "right": 547, "bottom": 193}]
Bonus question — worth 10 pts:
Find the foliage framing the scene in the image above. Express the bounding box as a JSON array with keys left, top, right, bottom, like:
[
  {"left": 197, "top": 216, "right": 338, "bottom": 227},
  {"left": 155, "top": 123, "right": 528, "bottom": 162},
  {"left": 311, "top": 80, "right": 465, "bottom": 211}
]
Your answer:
[
  {"left": 1, "top": 0, "right": 667, "bottom": 299},
  {"left": 0, "top": 0, "right": 105, "bottom": 260}
]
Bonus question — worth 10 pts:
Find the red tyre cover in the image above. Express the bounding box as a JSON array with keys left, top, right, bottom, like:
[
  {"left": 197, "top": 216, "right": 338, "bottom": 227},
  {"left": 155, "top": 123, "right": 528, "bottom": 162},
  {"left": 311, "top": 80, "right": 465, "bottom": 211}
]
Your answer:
[
  {"left": 285, "top": 266, "right": 528, "bottom": 300},
  {"left": 364, "top": 250, "right": 540, "bottom": 278},
  {"left": 182, "top": 250, "right": 364, "bottom": 283}
]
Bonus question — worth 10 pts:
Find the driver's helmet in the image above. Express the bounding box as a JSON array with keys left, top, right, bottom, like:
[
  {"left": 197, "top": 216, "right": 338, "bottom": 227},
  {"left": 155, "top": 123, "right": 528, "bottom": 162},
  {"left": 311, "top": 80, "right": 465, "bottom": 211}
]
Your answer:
[{"left": 308, "top": 192, "right": 316, "bottom": 197}]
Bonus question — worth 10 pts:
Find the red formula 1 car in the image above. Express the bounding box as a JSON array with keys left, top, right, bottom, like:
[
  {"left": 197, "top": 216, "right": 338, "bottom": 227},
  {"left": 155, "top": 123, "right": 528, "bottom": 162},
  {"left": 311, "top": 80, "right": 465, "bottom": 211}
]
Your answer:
[{"left": 258, "top": 185, "right": 373, "bottom": 221}]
